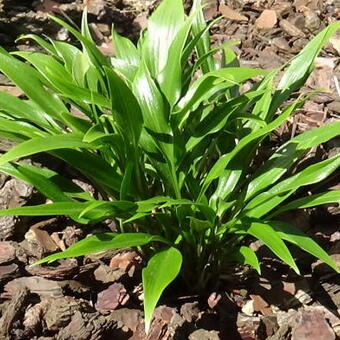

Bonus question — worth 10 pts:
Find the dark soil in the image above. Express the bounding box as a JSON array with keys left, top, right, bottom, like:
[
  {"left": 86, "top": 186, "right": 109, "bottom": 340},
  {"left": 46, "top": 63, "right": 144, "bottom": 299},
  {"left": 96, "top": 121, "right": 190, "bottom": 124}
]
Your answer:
[{"left": 0, "top": 0, "right": 339, "bottom": 339}]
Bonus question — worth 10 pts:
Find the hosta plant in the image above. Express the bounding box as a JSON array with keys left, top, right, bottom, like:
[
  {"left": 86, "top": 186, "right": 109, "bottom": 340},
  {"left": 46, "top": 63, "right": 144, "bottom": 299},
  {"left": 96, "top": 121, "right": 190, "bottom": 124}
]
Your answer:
[{"left": 0, "top": 0, "right": 339, "bottom": 332}]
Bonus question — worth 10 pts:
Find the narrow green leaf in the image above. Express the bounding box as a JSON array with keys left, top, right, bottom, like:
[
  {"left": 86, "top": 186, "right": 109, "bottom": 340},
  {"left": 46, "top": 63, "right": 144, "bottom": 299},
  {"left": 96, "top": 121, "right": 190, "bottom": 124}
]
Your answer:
[
  {"left": 104, "top": 66, "right": 143, "bottom": 145},
  {"left": 143, "top": 247, "right": 182, "bottom": 333},
  {"left": 268, "top": 220, "right": 339, "bottom": 273},
  {"left": 245, "top": 154, "right": 340, "bottom": 218},
  {"left": 112, "top": 27, "right": 140, "bottom": 65},
  {"left": 229, "top": 246, "right": 261, "bottom": 274},
  {"left": 0, "top": 134, "right": 95, "bottom": 165},
  {"left": 270, "top": 190, "right": 340, "bottom": 217},
  {"left": 236, "top": 221, "right": 300, "bottom": 274},
  {"left": 0, "top": 47, "right": 68, "bottom": 121},
  {"left": 201, "top": 97, "right": 303, "bottom": 196},
  {"left": 191, "top": 0, "right": 215, "bottom": 73},
  {"left": 33, "top": 232, "right": 169, "bottom": 266},
  {"left": 246, "top": 121, "right": 340, "bottom": 201},
  {"left": 142, "top": 0, "right": 184, "bottom": 76}
]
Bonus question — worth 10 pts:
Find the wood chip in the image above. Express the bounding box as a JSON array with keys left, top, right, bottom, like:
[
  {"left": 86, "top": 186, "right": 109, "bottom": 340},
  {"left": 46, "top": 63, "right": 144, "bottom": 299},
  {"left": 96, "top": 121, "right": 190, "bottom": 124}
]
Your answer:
[
  {"left": 0, "top": 242, "right": 16, "bottom": 264},
  {"left": 0, "top": 287, "right": 29, "bottom": 338},
  {"left": 4, "top": 276, "right": 63, "bottom": 298},
  {"left": 255, "top": 10, "right": 277, "bottom": 30},
  {"left": 219, "top": 4, "right": 248, "bottom": 22},
  {"left": 280, "top": 19, "right": 306, "bottom": 37}
]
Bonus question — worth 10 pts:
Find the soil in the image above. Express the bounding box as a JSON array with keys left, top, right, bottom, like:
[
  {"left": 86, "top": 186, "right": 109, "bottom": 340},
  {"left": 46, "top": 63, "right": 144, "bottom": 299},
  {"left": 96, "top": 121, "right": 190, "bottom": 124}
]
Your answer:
[{"left": 0, "top": 0, "right": 340, "bottom": 339}]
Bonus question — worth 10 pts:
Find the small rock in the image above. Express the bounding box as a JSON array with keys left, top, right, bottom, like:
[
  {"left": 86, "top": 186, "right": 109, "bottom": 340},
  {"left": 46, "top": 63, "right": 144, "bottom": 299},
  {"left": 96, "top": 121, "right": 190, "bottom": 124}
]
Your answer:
[
  {"left": 237, "top": 314, "right": 261, "bottom": 339},
  {"left": 280, "top": 19, "right": 306, "bottom": 37},
  {"left": 202, "top": 0, "right": 219, "bottom": 20},
  {"left": 44, "top": 297, "right": 91, "bottom": 331},
  {"left": 219, "top": 4, "right": 248, "bottom": 22},
  {"left": 84, "top": 0, "right": 105, "bottom": 16},
  {"left": 109, "top": 250, "right": 141, "bottom": 276},
  {"left": 94, "top": 264, "right": 126, "bottom": 283},
  {"left": 133, "top": 13, "right": 149, "bottom": 31},
  {"left": 180, "top": 302, "right": 200, "bottom": 322},
  {"left": 292, "top": 310, "right": 335, "bottom": 340},
  {"left": 189, "top": 329, "right": 220, "bottom": 340},
  {"left": 95, "top": 283, "right": 129, "bottom": 312},
  {"left": 301, "top": 8, "right": 323, "bottom": 32},
  {"left": 0, "top": 242, "right": 16, "bottom": 264},
  {"left": 256, "top": 315, "right": 279, "bottom": 339},
  {"left": 329, "top": 36, "right": 340, "bottom": 55},
  {"left": 207, "top": 292, "right": 222, "bottom": 309},
  {"left": 250, "top": 294, "right": 272, "bottom": 315},
  {"left": 272, "top": 37, "right": 290, "bottom": 51},
  {"left": 327, "top": 101, "right": 340, "bottom": 114},
  {"left": 242, "top": 299, "right": 255, "bottom": 316},
  {"left": 56, "top": 310, "right": 118, "bottom": 340},
  {"left": 147, "top": 306, "right": 185, "bottom": 340},
  {"left": 255, "top": 10, "right": 277, "bottom": 30},
  {"left": 110, "top": 308, "right": 142, "bottom": 332}
]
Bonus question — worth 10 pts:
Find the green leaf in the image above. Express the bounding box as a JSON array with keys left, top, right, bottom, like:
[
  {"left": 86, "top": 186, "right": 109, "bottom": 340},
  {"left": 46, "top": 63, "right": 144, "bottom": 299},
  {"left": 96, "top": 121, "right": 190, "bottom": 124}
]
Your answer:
[
  {"left": 143, "top": 247, "right": 182, "bottom": 333},
  {"left": 0, "top": 47, "right": 68, "bottom": 121},
  {"left": 0, "top": 92, "right": 56, "bottom": 131},
  {"left": 49, "top": 14, "right": 108, "bottom": 69},
  {"left": 229, "top": 246, "right": 261, "bottom": 274},
  {"left": 51, "top": 149, "right": 122, "bottom": 193},
  {"left": 16, "top": 34, "right": 57, "bottom": 55},
  {"left": 267, "top": 220, "right": 339, "bottom": 273},
  {"left": 278, "top": 21, "right": 340, "bottom": 92},
  {"left": 0, "top": 134, "right": 96, "bottom": 165},
  {"left": 176, "top": 67, "right": 265, "bottom": 126},
  {"left": 245, "top": 153, "right": 340, "bottom": 218},
  {"left": 201, "top": 97, "right": 303, "bottom": 198},
  {"left": 235, "top": 221, "right": 300, "bottom": 274},
  {"left": 0, "top": 118, "right": 45, "bottom": 139},
  {"left": 0, "top": 200, "right": 136, "bottom": 218},
  {"left": 112, "top": 27, "right": 140, "bottom": 65},
  {"left": 191, "top": 0, "right": 215, "bottom": 73},
  {"left": 104, "top": 66, "right": 143, "bottom": 145},
  {"left": 157, "top": 11, "right": 194, "bottom": 106},
  {"left": 0, "top": 162, "right": 92, "bottom": 201},
  {"left": 270, "top": 190, "right": 340, "bottom": 217},
  {"left": 33, "top": 232, "right": 169, "bottom": 266},
  {"left": 246, "top": 121, "right": 340, "bottom": 201},
  {"left": 142, "top": 0, "right": 184, "bottom": 77},
  {"left": 270, "top": 21, "right": 340, "bottom": 117}
]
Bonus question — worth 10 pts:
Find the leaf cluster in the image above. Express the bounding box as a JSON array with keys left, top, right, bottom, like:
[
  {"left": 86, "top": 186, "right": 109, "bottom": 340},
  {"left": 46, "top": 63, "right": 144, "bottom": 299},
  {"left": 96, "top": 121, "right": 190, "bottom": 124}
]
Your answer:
[{"left": 0, "top": 0, "right": 339, "bottom": 331}]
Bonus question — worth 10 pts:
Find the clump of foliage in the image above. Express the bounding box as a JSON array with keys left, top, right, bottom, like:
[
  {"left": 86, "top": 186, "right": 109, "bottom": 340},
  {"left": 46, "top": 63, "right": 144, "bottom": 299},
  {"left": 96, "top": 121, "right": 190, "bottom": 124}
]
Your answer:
[{"left": 0, "top": 0, "right": 339, "bottom": 331}]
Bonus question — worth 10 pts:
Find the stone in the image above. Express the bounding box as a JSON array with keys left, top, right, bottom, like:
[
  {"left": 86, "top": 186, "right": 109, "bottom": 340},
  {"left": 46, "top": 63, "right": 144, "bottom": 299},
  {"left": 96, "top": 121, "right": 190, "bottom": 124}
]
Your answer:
[
  {"left": 94, "top": 264, "right": 126, "bottom": 283},
  {"left": 241, "top": 299, "right": 255, "bottom": 316},
  {"left": 95, "top": 283, "right": 129, "bottom": 312},
  {"left": 180, "top": 302, "right": 200, "bottom": 322},
  {"left": 256, "top": 315, "right": 279, "bottom": 339},
  {"left": 327, "top": 101, "right": 340, "bottom": 114},
  {"left": 292, "top": 310, "right": 335, "bottom": 340},
  {"left": 255, "top": 10, "right": 277, "bottom": 30},
  {"left": 189, "top": 329, "right": 220, "bottom": 340}
]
